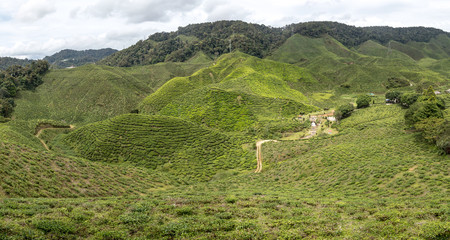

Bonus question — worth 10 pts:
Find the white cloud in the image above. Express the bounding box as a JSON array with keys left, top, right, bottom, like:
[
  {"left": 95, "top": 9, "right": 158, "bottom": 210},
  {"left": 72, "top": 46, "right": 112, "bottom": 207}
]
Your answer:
[{"left": 15, "top": 0, "right": 56, "bottom": 22}]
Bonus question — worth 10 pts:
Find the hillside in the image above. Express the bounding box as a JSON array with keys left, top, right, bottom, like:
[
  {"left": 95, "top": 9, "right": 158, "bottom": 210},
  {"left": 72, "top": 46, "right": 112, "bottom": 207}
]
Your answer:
[
  {"left": 43, "top": 48, "right": 117, "bottom": 68},
  {"left": 0, "top": 119, "right": 173, "bottom": 198},
  {"left": 0, "top": 20, "right": 449, "bottom": 239},
  {"left": 13, "top": 61, "right": 211, "bottom": 124},
  {"left": 1, "top": 105, "right": 448, "bottom": 239},
  {"left": 100, "top": 21, "right": 449, "bottom": 67},
  {"left": 0, "top": 57, "right": 33, "bottom": 70},
  {"left": 139, "top": 52, "right": 319, "bottom": 136},
  {"left": 62, "top": 114, "right": 254, "bottom": 182},
  {"left": 268, "top": 34, "right": 449, "bottom": 96}
]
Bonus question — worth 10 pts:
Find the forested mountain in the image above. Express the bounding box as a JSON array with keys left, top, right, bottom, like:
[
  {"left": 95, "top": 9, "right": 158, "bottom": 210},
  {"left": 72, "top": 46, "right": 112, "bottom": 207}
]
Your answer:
[
  {"left": 0, "top": 57, "right": 33, "bottom": 70},
  {"left": 100, "top": 21, "right": 449, "bottom": 67},
  {"left": 44, "top": 48, "right": 117, "bottom": 68}
]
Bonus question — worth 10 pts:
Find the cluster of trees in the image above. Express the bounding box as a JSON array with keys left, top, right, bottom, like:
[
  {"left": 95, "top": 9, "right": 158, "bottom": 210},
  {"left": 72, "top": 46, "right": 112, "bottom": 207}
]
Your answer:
[
  {"left": 386, "top": 87, "right": 448, "bottom": 154},
  {"left": 0, "top": 60, "right": 49, "bottom": 119},
  {"left": 101, "top": 21, "right": 449, "bottom": 67}
]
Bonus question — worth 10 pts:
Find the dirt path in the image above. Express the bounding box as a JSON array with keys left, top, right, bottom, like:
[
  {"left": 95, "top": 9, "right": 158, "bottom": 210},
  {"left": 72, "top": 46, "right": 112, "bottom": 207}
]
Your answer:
[
  {"left": 255, "top": 140, "right": 277, "bottom": 173},
  {"left": 34, "top": 124, "right": 74, "bottom": 151}
]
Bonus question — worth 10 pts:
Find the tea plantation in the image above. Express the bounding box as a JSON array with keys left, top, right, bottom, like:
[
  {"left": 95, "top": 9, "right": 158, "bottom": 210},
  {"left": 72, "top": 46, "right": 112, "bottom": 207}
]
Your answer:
[{"left": 1, "top": 22, "right": 449, "bottom": 239}]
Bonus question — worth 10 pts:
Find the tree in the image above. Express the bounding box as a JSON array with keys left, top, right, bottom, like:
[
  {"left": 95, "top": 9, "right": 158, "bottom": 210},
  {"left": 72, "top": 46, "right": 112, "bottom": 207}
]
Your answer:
[
  {"left": 414, "top": 118, "right": 446, "bottom": 143},
  {"left": 404, "top": 101, "right": 443, "bottom": 126},
  {"left": 335, "top": 103, "right": 354, "bottom": 120},
  {"left": 400, "top": 92, "right": 420, "bottom": 108},
  {"left": 356, "top": 94, "right": 371, "bottom": 108},
  {"left": 385, "top": 90, "right": 402, "bottom": 103}
]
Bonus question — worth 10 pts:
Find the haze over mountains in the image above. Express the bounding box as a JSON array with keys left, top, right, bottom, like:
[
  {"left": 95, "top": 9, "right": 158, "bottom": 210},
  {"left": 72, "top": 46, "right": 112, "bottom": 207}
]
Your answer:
[{"left": 0, "top": 20, "right": 449, "bottom": 239}]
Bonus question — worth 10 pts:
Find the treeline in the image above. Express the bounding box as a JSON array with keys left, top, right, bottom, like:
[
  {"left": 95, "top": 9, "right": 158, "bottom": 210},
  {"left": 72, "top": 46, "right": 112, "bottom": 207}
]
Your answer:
[
  {"left": 0, "top": 57, "right": 33, "bottom": 70},
  {"left": 44, "top": 48, "right": 117, "bottom": 68},
  {"left": 0, "top": 60, "right": 49, "bottom": 119},
  {"left": 100, "top": 21, "right": 449, "bottom": 67}
]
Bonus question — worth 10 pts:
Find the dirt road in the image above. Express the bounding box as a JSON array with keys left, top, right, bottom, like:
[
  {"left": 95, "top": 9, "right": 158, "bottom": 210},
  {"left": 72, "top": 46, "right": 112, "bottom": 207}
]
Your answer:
[
  {"left": 35, "top": 124, "right": 74, "bottom": 150},
  {"left": 255, "top": 140, "right": 277, "bottom": 173}
]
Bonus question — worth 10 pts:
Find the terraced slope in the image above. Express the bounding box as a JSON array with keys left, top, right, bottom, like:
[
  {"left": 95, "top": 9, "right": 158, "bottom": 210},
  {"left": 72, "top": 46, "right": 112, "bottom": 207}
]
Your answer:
[
  {"left": 139, "top": 52, "right": 319, "bottom": 135},
  {"left": 269, "top": 34, "right": 449, "bottom": 95},
  {"left": 255, "top": 104, "right": 449, "bottom": 197},
  {"left": 0, "top": 121, "right": 173, "bottom": 198},
  {"left": 13, "top": 61, "right": 211, "bottom": 125},
  {"left": 63, "top": 114, "right": 254, "bottom": 182}
]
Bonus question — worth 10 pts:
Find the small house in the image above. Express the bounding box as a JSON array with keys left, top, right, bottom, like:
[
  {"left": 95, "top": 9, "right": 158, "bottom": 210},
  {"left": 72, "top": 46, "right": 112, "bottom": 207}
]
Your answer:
[
  {"left": 434, "top": 91, "right": 441, "bottom": 95},
  {"left": 445, "top": 89, "right": 450, "bottom": 94}
]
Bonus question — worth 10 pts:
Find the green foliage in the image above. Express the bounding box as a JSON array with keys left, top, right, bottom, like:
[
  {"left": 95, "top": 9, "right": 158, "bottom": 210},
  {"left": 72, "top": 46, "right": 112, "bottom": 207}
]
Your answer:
[
  {"left": 400, "top": 92, "right": 421, "bottom": 108},
  {"left": 385, "top": 77, "right": 410, "bottom": 89},
  {"left": 63, "top": 114, "right": 253, "bottom": 182},
  {"left": 405, "top": 101, "right": 443, "bottom": 126},
  {"left": 335, "top": 103, "right": 355, "bottom": 120},
  {"left": 0, "top": 60, "right": 49, "bottom": 117},
  {"left": 385, "top": 90, "right": 402, "bottom": 103},
  {"left": 356, "top": 94, "right": 371, "bottom": 108},
  {"left": 414, "top": 118, "right": 446, "bottom": 143},
  {"left": 101, "top": 20, "right": 449, "bottom": 67},
  {"left": 13, "top": 62, "right": 210, "bottom": 124},
  {"left": 43, "top": 48, "right": 117, "bottom": 68}
]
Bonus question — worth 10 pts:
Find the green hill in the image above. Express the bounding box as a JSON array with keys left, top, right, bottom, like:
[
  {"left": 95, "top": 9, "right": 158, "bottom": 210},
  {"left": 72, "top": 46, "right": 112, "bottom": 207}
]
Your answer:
[
  {"left": 0, "top": 120, "right": 173, "bottom": 198},
  {"left": 63, "top": 114, "right": 254, "bottom": 182},
  {"left": 139, "top": 52, "right": 319, "bottom": 135},
  {"left": 13, "top": 61, "right": 211, "bottom": 125},
  {"left": 43, "top": 48, "right": 118, "bottom": 69}
]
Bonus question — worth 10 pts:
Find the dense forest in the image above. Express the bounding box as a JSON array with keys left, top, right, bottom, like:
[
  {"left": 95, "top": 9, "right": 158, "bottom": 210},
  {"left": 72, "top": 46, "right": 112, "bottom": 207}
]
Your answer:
[
  {"left": 100, "top": 21, "right": 449, "bottom": 67},
  {"left": 44, "top": 48, "right": 117, "bottom": 68},
  {"left": 0, "top": 60, "right": 49, "bottom": 119}
]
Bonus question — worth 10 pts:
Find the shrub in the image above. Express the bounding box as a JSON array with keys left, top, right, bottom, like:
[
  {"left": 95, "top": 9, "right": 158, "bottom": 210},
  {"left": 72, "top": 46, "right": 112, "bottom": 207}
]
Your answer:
[
  {"left": 404, "top": 102, "right": 443, "bottom": 126},
  {"left": 400, "top": 92, "right": 420, "bottom": 108},
  {"left": 335, "top": 103, "right": 354, "bottom": 120},
  {"left": 385, "top": 90, "right": 402, "bottom": 103},
  {"left": 356, "top": 95, "right": 371, "bottom": 109}
]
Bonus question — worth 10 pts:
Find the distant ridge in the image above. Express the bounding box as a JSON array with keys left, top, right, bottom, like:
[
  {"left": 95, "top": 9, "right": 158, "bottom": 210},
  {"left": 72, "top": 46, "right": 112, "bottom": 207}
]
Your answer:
[
  {"left": 44, "top": 48, "right": 117, "bottom": 68},
  {"left": 0, "top": 57, "right": 33, "bottom": 70},
  {"left": 100, "top": 20, "right": 449, "bottom": 67}
]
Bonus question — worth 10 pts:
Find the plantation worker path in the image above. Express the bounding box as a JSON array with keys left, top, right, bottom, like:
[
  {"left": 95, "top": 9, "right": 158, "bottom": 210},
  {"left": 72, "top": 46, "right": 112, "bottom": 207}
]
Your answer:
[
  {"left": 255, "top": 140, "right": 278, "bottom": 173},
  {"left": 34, "top": 124, "right": 74, "bottom": 151}
]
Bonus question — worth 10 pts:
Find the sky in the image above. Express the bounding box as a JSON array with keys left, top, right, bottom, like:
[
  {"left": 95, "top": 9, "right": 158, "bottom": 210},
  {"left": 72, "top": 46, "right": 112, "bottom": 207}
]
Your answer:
[{"left": 0, "top": 0, "right": 449, "bottom": 59}]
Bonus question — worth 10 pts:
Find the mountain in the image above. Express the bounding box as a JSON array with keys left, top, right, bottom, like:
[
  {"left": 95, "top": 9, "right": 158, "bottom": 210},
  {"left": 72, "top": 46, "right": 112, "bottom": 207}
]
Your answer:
[
  {"left": 43, "top": 48, "right": 117, "bottom": 68},
  {"left": 0, "top": 57, "right": 33, "bottom": 70},
  {"left": 100, "top": 21, "right": 449, "bottom": 67}
]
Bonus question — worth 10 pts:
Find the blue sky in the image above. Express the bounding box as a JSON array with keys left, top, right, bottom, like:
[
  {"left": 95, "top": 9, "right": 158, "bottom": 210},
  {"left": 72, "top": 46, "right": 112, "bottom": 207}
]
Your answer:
[{"left": 1, "top": 0, "right": 449, "bottom": 59}]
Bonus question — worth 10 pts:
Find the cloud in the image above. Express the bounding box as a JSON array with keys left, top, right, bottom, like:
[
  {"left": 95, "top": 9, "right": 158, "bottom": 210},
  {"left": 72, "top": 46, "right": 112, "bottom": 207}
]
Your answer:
[
  {"left": 86, "top": 0, "right": 202, "bottom": 23},
  {"left": 203, "top": 0, "right": 251, "bottom": 22},
  {"left": 16, "top": 0, "right": 56, "bottom": 22}
]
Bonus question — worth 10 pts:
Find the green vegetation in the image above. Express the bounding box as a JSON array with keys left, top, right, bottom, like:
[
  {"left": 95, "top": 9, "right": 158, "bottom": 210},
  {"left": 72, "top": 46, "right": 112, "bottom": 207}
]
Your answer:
[
  {"left": 43, "top": 48, "right": 117, "bottom": 69},
  {"left": 0, "top": 60, "right": 49, "bottom": 118},
  {"left": 63, "top": 114, "right": 254, "bottom": 182},
  {"left": 0, "top": 20, "right": 449, "bottom": 239},
  {"left": 356, "top": 94, "right": 371, "bottom": 108},
  {"left": 13, "top": 61, "right": 211, "bottom": 125},
  {"left": 140, "top": 52, "right": 318, "bottom": 136}
]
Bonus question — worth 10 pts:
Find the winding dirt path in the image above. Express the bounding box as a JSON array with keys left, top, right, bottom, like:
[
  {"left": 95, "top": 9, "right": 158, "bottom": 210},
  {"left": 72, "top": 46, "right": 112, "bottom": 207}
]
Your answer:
[
  {"left": 255, "top": 140, "right": 277, "bottom": 173},
  {"left": 34, "top": 124, "right": 74, "bottom": 151}
]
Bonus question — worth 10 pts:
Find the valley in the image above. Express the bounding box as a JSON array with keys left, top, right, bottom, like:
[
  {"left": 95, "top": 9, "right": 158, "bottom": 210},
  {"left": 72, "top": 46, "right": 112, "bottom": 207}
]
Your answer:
[{"left": 0, "top": 21, "right": 449, "bottom": 239}]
